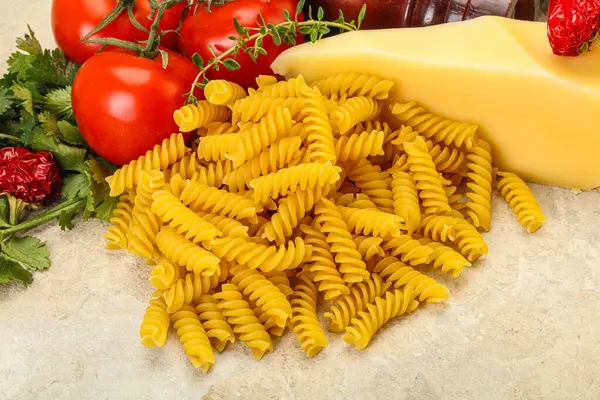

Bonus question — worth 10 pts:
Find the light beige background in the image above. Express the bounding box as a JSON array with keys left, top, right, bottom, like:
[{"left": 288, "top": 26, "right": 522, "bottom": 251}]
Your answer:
[{"left": 1, "top": 1, "right": 599, "bottom": 399}]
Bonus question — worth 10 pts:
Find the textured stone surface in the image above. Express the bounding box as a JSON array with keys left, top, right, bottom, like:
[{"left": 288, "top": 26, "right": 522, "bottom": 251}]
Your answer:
[{"left": 0, "top": 3, "right": 599, "bottom": 399}]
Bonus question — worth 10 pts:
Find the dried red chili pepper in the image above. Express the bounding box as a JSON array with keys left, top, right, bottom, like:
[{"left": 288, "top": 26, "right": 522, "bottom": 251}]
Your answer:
[
  {"left": 0, "top": 147, "right": 62, "bottom": 204},
  {"left": 547, "top": 0, "right": 600, "bottom": 56}
]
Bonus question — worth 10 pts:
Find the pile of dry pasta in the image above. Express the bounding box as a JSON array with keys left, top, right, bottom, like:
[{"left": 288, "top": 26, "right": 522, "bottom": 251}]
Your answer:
[{"left": 103, "top": 72, "right": 546, "bottom": 373}]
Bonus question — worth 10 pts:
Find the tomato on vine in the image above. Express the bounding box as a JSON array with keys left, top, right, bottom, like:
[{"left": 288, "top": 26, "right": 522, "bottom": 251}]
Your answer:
[
  {"left": 178, "top": 0, "right": 304, "bottom": 89},
  {"left": 51, "top": 0, "right": 186, "bottom": 64}
]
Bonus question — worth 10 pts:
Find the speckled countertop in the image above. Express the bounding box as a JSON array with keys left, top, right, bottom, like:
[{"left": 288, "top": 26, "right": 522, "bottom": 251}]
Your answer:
[{"left": 0, "top": 2, "right": 599, "bottom": 400}]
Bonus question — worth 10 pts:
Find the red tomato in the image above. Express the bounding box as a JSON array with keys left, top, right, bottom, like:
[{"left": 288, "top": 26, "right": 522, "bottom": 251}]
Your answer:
[
  {"left": 72, "top": 50, "right": 200, "bottom": 166},
  {"left": 178, "top": 0, "right": 303, "bottom": 89},
  {"left": 51, "top": 0, "right": 186, "bottom": 65}
]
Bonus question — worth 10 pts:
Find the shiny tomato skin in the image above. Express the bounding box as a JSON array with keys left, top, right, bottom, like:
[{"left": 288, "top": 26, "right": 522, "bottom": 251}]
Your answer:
[
  {"left": 51, "top": 0, "right": 186, "bottom": 65},
  {"left": 178, "top": 0, "right": 304, "bottom": 89},
  {"left": 72, "top": 50, "right": 200, "bottom": 166}
]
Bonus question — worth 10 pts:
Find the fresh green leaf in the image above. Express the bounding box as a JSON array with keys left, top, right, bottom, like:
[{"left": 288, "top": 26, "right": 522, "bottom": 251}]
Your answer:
[
  {"left": 7, "top": 52, "right": 33, "bottom": 81},
  {"left": 257, "top": 12, "right": 266, "bottom": 27},
  {"left": 283, "top": 9, "right": 291, "bottom": 20},
  {"left": 11, "top": 85, "right": 34, "bottom": 115},
  {"left": 26, "top": 49, "right": 79, "bottom": 86},
  {"left": 16, "top": 26, "right": 42, "bottom": 55},
  {"left": 222, "top": 58, "right": 241, "bottom": 71},
  {"left": 259, "top": 26, "right": 268, "bottom": 36},
  {"left": 56, "top": 120, "right": 86, "bottom": 146},
  {"left": 0, "top": 196, "right": 11, "bottom": 229},
  {"left": 44, "top": 86, "right": 74, "bottom": 121},
  {"left": 298, "top": 26, "right": 313, "bottom": 35},
  {"left": 1, "top": 236, "right": 50, "bottom": 271},
  {"left": 319, "top": 26, "right": 331, "bottom": 36},
  {"left": 357, "top": 4, "right": 367, "bottom": 29},
  {"left": 58, "top": 209, "right": 76, "bottom": 230},
  {"left": 296, "top": 0, "right": 305, "bottom": 17},
  {"left": 272, "top": 29, "right": 282, "bottom": 46},
  {"left": 0, "top": 255, "right": 33, "bottom": 286},
  {"left": 61, "top": 174, "right": 90, "bottom": 201},
  {"left": 14, "top": 111, "right": 38, "bottom": 146},
  {"left": 317, "top": 6, "right": 324, "bottom": 21},
  {"left": 0, "top": 88, "right": 13, "bottom": 116},
  {"left": 38, "top": 111, "right": 59, "bottom": 135},
  {"left": 233, "top": 17, "right": 245, "bottom": 36},
  {"left": 310, "top": 31, "right": 318, "bottom": 43},
  {"left": 227, "top": 35, "right": 237, "bottom": 40},
  {"left": 93, "top": 194, "right": 119, "bottom": 222},
  {"left": 88, "top": 158, "right": 116, "bottom": 184},
  {"left": 31, "top": 131, "right": 87, "bottom": 172},
  {"left": 191, "top": 53, "right": 204, "bottom": 68}
]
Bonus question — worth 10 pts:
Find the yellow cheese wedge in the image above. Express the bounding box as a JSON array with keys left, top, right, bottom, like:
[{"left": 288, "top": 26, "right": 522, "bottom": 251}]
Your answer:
[{"left": 271, "top": 16, "right": 600, "bottom": 190}]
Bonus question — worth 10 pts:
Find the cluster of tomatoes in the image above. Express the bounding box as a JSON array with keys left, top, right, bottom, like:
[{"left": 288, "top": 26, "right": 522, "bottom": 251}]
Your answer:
[{"left": 52, "top": 0, "right": 300, "bottom": 165}]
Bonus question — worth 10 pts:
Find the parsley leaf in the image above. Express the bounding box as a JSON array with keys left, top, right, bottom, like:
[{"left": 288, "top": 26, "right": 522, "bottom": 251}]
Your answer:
[
  {"left": 1, "top": 236, "right": 50, "bottom": 271},
  {"left": 61, "top": 174, "right": 90, "bottom": 201},
  {"left": 59, "top": 209, "right": 76, "bottom": 230},
  {"left": 0, "top": 196, "right": 10, "bottom": 229},
  {"left": 0, "top": 88, "right": 13, "bottom": 116},
  {"left": 31, "top": 131, "right": 87, "bottom": 172},
  {"left": 57, "top": 120, "right": 86, "bottom": 146},
  {"left": 7, "top": 52, "right": 34, "bottom": 81},
  {"left": 28, "top": 49, "right": 79, "bottom": 87},
  {"left": 0, "top": 255, "right": 33, "bottom": 286},
  {"left": 44, "top": 86, "right": 74, "bottom": 121},
  {"left": 93, "top": 195, "right": 120, "bottom": 222},
  {"left": 16, "top": 26, "right": 42, "bottom": 55},
  {"left": 38, "top": 111, "right": 59, "bottom": 135}
]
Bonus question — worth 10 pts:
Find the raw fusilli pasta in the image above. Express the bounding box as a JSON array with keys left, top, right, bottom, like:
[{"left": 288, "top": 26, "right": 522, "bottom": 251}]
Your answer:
[
  {"left": 497, "top": 171, "right": 546, "bottom": 233},
  {"left": 312, "top": 72, "right": 394, "bottom": 100}
]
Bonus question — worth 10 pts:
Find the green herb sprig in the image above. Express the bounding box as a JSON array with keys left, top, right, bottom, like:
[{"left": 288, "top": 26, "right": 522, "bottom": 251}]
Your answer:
[{"left": 184, "top": 0, "right": 367, "bottom": 103}]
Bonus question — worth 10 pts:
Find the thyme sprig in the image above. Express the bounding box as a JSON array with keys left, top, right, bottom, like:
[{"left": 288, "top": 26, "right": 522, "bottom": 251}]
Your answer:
[{"left": 184, "top": 0, "right": 367, "bottom": 103}]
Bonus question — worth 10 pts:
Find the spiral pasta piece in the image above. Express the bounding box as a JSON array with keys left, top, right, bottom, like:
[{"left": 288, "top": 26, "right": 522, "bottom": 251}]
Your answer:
[
  {"left": 382, "top": 236, "right": 433, "bottom": 266},
  {"left": 210, "top": 236, "right": 311, "bottom": 273},
  {"left": 164, "top": 154, "right": 202, "bottom": 181},
  {"left": 404, "top": 135, "right": 451, "bottom": 214},
  {"left": 224, "top": 137, "right": 303, "bottom": 192},
  {"left": 312, "top": 72, "right": 394, "bottom": 100},
  {"left": 337, "top": 206, "right": 403, "bottom": 238},
  {"left": 106, "top": 133, "right": 187, "bottom": 196},
  {"left": 229, "top": 106, "right": 295, "bottom": 167},
  {"left": 197, "top": 160, "right": 233, "bottom": 188},
  {"left": 315, "top": 198, "right": 369, "bottom": 283},
  {"left": 204, "top": 79, "right": 247, "bottom": 106},
  {"left": 195, "top": 294, "right": 235, "bottom": 352},
  {"left": 196, "top": 212, "right": 249, "bottom": 239},
  {"left": 330, "top": 96, "right": 381, "bottom": 135},
  {"left": 262, "top": 185, "right": 331, "bottom": 245},
  {"left": 391, "top": 101, "right": 478, "bottom": 149},
  {"left": 197, "top": 133, "right": 241, "bottom": 162},
  {"left": 391, "top": 171, "right": 421, "bottom": 235},
  {"left": 256, "top": 74, "right": 306, "bottom": 98},
  {"left": 332, "top": 192, "right": 377, "bottom": 209},
  {"left": 335, "top": 130, "right": 385, "bottom": 162},
  {"left": 373, "top": 256, "right": 449, "bottom": 303},
  {"left": 164, "top": 173, "right": 190, "bottom": 198},
  {"left": 155, "top": 227, "right": 220, "bottom": 276},
  {"left": 170, "top": 305, "right": 215, "bottom": 372},
  {"left": 249, "top": 162, "right": 341, "bottom": 204},
  {"left": 173, "top": 101, "right": 230, "bottom": 132},
  {"left": 290, "top": 272, "right": 328, "bottom": 357},
  {"left": 464, "top": 140, "right": 493, "bottom": 231},
  {"left": 343, "top": 287, "right": 419, "bottom": 350},
  {"left": 162, "top": 272, "right": 220, "bottom": 313},
  {"left": 350, "top": 120, "right": 392, "bottom": 137},
  {"left": 179, "top": 181, "right": 262, "bottom": 223},
  {"left": 262, "top": 270, "right": 294, "bottom": 298},
  {"left": 104, "top": 192, "right": 134, "bottom": 250},
  {"left": 443, "top": 213, "right": 488, "bottom": 262},
  {"left": 230, "top": 266, "right": 293, "bottom": 328},
  {"left": 150, "top": 256, "right": 184, "bottom": 290},
  {"left": 344, "top": 159, "right": 394, "bottom": 212},
  {"left": 418, "top": 214, "right": 459, "bottom": 242},
  {"left": 496, "top": 171, "right": 545, "bottom": 233},
  {"left": 256, "top": 75, "right": 278, "bottom": 88},
  {"left": 418, "top": 238, "right": 470, "bottom": 278},
  {"left": 231, "top": 96, "right": 306, "bottom": 124},
  {"left": 139, "top": 296, "right": 170, "bottom": 348},
  {"left": 324, "top": 273, "right": 391, "bottom": 332},
  {"left": 128, "top": 209, "right": 161, "bottom": 260},
  {"left": 299, "top": 224, "right": 349, "bottom": 300},
  {"left": 298, "top": 85, "right": 337, "bottom": 164},
  {"left": 353, "top": 236, "right": 385, "bottom": 261},
  {"left": 151, "top": 190, "right": 221, "bottom": 243},
  {"left": 213, "top": 284, "right": 273, "bottom": 360}
]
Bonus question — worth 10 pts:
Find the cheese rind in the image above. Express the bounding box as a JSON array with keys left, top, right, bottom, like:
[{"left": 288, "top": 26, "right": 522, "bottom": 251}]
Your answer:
[{"left": 271, "top": 17, "right": 600, "bottom": 190}]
